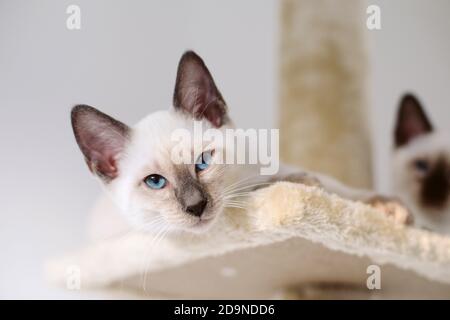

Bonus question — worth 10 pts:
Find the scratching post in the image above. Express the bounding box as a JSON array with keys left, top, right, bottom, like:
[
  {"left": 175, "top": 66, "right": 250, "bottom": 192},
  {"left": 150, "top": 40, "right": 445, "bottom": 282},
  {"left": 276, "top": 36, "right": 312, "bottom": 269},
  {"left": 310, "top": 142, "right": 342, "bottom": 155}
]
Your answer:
[{"left": 279, "top": 0, "right": 372, "bottom": 188}]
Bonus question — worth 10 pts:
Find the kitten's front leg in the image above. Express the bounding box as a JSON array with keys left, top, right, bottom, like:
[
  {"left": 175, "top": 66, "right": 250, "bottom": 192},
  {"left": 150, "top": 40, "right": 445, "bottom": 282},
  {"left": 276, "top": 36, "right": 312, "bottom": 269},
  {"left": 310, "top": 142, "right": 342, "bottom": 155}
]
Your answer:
[
  {"left": 364, "top": 195, "right": 413, "bottom": 225},
  {"left": 266, "top": 169, "right": 413, "bottom": 226},
  {"left": 324, "top": 180, "right": 414, "bottom": 226}
]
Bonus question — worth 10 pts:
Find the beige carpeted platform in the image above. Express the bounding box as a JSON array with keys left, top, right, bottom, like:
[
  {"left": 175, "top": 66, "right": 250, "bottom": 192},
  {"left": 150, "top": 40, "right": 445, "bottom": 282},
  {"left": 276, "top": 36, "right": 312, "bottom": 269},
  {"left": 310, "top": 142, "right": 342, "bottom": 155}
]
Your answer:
[{"left": 47, "top": 182, "right": 450, "bottom": 299}]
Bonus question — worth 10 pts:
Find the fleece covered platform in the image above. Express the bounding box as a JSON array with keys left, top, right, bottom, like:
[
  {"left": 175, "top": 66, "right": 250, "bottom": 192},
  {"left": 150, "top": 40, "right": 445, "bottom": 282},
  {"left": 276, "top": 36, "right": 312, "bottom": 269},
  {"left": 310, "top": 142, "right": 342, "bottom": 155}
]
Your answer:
[{"left": 47, "top": 182, "right": 450, "bottom": 299}]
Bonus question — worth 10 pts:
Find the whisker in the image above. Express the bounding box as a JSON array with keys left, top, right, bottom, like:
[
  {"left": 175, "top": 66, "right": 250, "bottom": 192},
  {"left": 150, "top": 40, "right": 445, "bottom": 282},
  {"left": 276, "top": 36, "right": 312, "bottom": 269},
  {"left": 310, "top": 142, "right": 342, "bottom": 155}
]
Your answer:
[
  {"left": 225, "top": 181, "right": 272, "bottom": 192},
  {"left": 224, "top": 204, "right": 247, "bottom": 210},
  {"left": 140, "top": 223, "right": 169, "bottom": 294},
  {"left": 224, "top": 200, "right": 249, "bottom": 207},
  {"left": 224, "top": 199, "right": 249, "bottom": 205},
  {"left": 223, "top": 192, "right": 254, "bottom": 199},
  {"left": 223, "top": 182, "right": 272, "bottom": 196},
  {"left": 142, "top": 225, "right": 173, "bottom": 294},
  {"left": 222, "top": 175, "right": 262, "bottom": 193},
  {"left": 140, "top": 216, "right": 167, "bottom": 230}
]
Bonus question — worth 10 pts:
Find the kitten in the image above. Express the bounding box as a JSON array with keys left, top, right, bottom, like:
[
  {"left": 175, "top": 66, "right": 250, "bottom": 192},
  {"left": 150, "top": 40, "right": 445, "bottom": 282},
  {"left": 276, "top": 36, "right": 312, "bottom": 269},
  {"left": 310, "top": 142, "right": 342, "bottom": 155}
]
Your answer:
[
  {"left": 71, "top": 51, "right": 410, "bottom": 235},
  {"left": 392, "top": 94, "right": 450, "bottom": 233}
]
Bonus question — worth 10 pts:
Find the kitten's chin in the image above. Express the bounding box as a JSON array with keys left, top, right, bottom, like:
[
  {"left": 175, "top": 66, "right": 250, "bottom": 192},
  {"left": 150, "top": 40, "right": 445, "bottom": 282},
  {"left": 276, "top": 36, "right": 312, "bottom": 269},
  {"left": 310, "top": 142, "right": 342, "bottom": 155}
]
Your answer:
[
  {"left": 179, "top": 208, "right": 222, "bottom": 234},
  {"left": 180, "top": 204, "right": 224, "bottom": 234},
  {"left": 135, "top": 216, "right": 217, "bottom": 234},
  {"left": 184, "top": 216, "right": 218, "bottom": 234}
]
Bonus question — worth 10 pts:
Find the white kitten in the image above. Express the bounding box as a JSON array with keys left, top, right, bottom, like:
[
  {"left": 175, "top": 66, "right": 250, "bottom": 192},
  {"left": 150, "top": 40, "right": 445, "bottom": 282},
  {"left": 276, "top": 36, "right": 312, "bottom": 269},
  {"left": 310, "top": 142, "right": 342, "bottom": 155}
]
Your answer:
[
  {"left": 71, "top": 51, "right": 410, "bottom": 236},
  {"left": 392, "top": 94, "right": 450, "bottom": 233}
]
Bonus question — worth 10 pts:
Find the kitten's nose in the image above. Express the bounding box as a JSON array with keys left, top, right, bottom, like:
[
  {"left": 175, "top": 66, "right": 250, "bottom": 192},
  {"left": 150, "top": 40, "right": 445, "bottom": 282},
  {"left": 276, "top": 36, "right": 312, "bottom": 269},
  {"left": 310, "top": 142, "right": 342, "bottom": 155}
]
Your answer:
[{"left": 186, "top": 199, "right": 208, "bottom": 217}]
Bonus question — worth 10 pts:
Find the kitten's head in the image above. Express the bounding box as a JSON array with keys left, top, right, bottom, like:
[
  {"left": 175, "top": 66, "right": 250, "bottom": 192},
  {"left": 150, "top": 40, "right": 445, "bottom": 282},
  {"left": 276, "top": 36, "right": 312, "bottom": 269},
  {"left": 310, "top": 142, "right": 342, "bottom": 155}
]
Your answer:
[
  {"left": 71, "top": 51, "right": 232, "bottom": 233},
  {"left": 392, "top": 93, "right": 450, "bottom": 230}
]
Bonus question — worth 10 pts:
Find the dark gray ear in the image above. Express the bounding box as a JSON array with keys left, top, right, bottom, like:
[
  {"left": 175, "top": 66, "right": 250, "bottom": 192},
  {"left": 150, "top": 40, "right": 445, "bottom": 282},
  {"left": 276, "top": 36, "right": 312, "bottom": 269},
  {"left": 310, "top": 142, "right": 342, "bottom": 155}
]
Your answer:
[
  {"left": 71, "top": 105, "right": 130, "bottom": 181},
  {"left": 394, "top": 94, "right": 433, "bottom": 147},
  {"left": 173, "top": 51, "right": 228, "bottom": 128}
]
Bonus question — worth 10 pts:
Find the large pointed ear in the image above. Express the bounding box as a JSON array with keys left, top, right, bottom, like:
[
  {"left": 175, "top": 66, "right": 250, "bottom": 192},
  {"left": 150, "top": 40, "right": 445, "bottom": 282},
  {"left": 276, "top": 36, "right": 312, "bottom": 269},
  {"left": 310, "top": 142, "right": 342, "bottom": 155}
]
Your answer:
[
  {"left": 173, "top": 51, "right": 229, "bottom": 128},
  {"left": 71, "top": 105, "right": 130, "bottom": 182},
  {"left": 394, "top": 94, "right": 433, "bottom": 148}
]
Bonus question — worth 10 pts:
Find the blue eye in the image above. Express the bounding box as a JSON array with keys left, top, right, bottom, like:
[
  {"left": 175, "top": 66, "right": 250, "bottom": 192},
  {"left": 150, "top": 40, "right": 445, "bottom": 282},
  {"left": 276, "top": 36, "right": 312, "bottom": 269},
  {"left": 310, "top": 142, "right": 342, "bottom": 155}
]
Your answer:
[
  {"left": 195, "top": 150, "right": 214, "bottom": 173},
  {"left": 144, "top": 174, "right": 167, "bottom": 189}
]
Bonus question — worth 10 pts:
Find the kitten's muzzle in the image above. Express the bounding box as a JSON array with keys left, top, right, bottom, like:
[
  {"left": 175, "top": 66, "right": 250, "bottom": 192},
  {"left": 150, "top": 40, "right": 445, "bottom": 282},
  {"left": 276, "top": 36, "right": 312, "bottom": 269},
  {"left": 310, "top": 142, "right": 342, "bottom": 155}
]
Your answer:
[
  {"left": 185, "top": 199, "right": 208, "bottom": 217},
  {"left": 420, "top": 158, "right": 449, "bottom": 209},
  {"left": 175, "top": 173, "right": 210, "bottom": 217}
]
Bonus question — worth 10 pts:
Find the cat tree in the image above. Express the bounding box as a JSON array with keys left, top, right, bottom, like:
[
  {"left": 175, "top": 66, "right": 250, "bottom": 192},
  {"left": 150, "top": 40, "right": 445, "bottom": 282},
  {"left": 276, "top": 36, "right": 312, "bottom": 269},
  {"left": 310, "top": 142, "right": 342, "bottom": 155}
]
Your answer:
[{"left": 46, "top": 0, "right": 450, "bottom": 298}]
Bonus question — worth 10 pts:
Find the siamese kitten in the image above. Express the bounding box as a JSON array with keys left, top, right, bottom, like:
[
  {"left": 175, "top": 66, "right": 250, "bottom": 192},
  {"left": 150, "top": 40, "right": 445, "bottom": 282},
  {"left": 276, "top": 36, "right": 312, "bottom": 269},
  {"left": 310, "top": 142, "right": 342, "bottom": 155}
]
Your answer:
[
  {"left": 392, "top": 94, "right": 450, "bottom": 233},
  {"left": 71, "top": 51, "right": 410, "bottom": 236}
]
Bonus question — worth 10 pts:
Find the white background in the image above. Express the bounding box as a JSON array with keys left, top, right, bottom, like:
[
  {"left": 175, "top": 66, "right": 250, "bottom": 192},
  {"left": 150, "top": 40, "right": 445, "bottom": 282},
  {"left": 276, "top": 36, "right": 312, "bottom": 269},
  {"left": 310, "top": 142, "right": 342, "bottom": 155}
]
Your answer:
[{"left": 0, "top": 0, "right": 449, "bottom": 298}]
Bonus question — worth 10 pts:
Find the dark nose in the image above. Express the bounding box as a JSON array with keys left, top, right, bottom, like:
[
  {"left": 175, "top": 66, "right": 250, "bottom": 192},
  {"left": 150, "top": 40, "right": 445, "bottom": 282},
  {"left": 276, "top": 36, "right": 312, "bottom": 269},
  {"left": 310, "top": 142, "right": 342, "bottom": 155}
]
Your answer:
[{"left": 186, "top": 199, "right": 208, "bottom": 217}]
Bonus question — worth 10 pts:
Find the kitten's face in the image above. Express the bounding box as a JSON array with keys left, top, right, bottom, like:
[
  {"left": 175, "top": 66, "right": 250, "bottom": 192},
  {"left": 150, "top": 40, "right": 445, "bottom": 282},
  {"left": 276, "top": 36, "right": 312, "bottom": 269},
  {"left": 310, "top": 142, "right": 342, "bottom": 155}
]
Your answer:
[
  {"left": 113, "top": 111, "right": 230, "bottom": 232},
  {"left": 71, "top": 51, "right": 232, "bottom": 233},
  {"left": 392, "top": 94, "right": 450, "bottom": 231}
]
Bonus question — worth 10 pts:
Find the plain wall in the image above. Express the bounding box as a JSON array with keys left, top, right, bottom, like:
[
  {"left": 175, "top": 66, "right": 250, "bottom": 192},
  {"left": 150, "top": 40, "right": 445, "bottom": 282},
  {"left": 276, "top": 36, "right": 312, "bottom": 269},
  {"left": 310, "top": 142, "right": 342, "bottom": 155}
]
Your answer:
[
  {"left": 365, "top": 0, "right": 450, "bottom": 192},
  {"left": 0, "top": 0, "right": 449, "bottom": 298}
]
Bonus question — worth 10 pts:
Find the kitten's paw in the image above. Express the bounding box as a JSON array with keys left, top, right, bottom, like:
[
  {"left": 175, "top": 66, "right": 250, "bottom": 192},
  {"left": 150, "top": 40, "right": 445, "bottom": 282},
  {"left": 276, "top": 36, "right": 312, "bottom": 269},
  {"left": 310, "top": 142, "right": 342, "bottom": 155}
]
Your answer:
[{"left": 365, "top": 195, "right": 414, "bottom": 225}]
